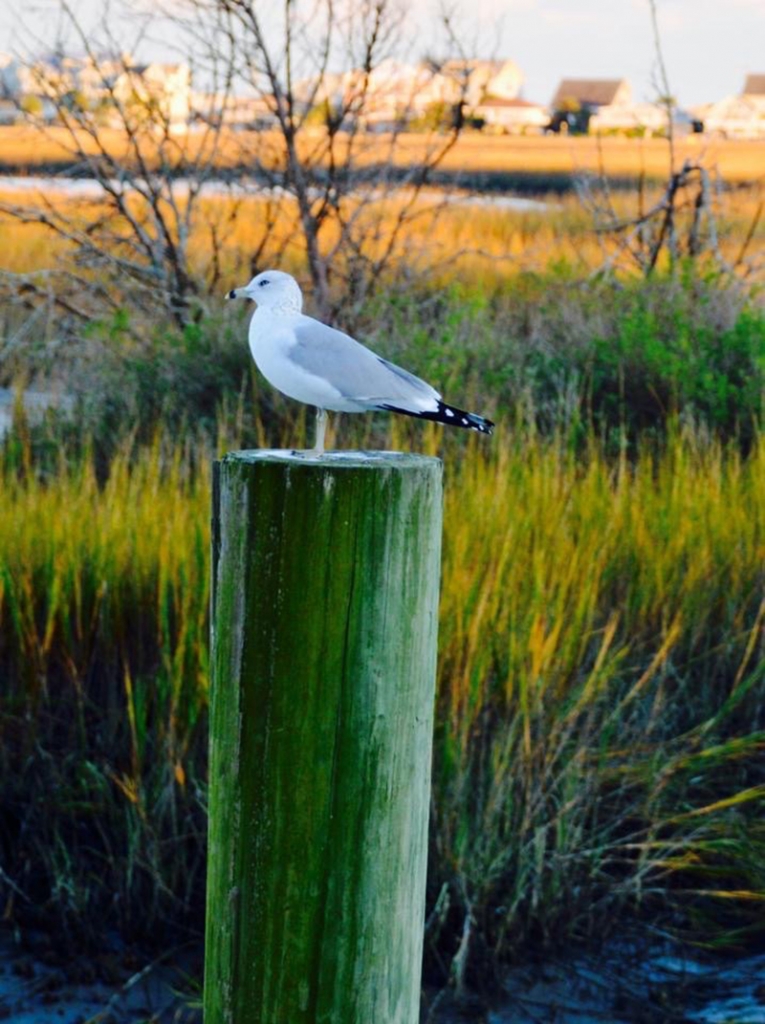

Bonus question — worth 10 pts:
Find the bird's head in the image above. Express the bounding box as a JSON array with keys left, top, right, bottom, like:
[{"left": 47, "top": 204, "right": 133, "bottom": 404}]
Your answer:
[{"left": 227, "top": 270, "right": 303, "bottom": 312}]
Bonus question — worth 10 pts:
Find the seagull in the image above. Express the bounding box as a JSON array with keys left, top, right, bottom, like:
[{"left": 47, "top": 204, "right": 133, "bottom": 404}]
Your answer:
[{"left": 227, "top": 270, "right": 494, "bottom": 453}]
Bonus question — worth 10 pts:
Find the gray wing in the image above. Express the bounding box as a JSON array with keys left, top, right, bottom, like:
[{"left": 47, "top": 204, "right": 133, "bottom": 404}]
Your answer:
[{"left": 291, "top": 316, "right": 440, "bottom": 409}]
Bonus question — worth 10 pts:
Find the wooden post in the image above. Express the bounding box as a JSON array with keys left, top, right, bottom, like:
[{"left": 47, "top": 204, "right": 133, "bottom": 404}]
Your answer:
[{"left": 204, "top": 450, "right": 443, "bottom": 1024}]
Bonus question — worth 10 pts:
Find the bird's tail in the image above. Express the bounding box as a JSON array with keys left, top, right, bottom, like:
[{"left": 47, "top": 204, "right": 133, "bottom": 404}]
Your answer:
[{"left": 381, "top": 401, "right": 494, "bottom": 436}]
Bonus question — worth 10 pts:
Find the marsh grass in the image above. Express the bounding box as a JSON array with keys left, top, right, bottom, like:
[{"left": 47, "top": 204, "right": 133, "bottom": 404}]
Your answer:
[
  {"left": 1, "top": 423, "right": 764, "bottom": 965},
  {"left": 1, "top": 179, "right": 763, "bottom": 302},
  {"left": 1, "top": 127, "right": 763, "bottom": 186},
  {"left": 0, "top": 435, "right": 212, "bottom": 935},
  {"left": 432, "top": 428, "right": 765, "bottom": 977},
  {"left": 1, "top": 138, "right": 765, "bottom": 972}
]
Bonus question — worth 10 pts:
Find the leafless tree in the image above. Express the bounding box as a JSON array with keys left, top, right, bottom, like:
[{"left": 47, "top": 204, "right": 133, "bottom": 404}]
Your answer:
[
  {"left": 0, "top": 0, "right": 263, "bottom": 332},
  {"left": 576, "top": 0, "right": 762, "bottom": 284},
  {"left": 1, "top": 0, "right": 473, "bottom": 341},
  {"left": 188, "top": 0, "right": 471, "bottom": 317}
]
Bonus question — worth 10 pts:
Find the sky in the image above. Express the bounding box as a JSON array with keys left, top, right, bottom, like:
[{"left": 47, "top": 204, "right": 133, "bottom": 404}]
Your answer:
[
  {"left": 0, "top": 0, "right": 763, "bottom": 109},
  {"left": 437, "top": 0, "right": 765, "bottom": 108}
]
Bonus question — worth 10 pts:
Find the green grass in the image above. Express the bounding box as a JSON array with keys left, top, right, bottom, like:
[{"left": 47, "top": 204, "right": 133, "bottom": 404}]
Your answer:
[
  {"left": 2, "top": 423, "right": 764, "bottom": 972},
  {"left": 8, "top": 273, "right": 765, "bottom": 477}
]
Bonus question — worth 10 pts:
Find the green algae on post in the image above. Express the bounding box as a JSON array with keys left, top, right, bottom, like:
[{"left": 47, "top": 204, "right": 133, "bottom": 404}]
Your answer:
[{"left": 204, "top": 450, "right": 443, "bottom": 1024}]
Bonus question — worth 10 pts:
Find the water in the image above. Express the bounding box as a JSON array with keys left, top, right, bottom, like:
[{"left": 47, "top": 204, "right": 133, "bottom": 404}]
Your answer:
[
  {"left": 0, "top": 387, "right": 73, "bottom": 438},
  {"left": 3, "top": 931, "right": 764, "bottom": 1023},
  {"left": 0, "top": 933, "right": 201, "bottom": 1023},
  {"left": 484, "top": 946, "right": 765, "bottom": 1023}
]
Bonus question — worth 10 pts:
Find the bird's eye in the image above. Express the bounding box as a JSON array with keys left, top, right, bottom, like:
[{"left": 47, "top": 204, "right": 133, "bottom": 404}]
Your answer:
[{"left": 259, "top": 279, "right": 269, "bottom": 287}]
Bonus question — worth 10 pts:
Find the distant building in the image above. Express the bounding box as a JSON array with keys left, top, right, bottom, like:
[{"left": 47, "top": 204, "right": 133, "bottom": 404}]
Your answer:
[
  {"left": 474, "top": 96, "right": 548, "bottom": 134},
  {"left": 112, "top": 62, "right": 192, "bottom": 131},
  {"left": 0, "top": 53, "right": 192, "bottom": 131},
  {"left": 701, "top": 96, "right": 765, "bottom": 139},
  {"left": 192, "top": 91, "right": 277, "bottom": 130},
  {"left": 590, "top": 101, "right": 696, "bottom": 136},
  {"left": 294, "top": 59, "right": 426, "bottom": 129},
  {"left": 699, "top": 73, "right": 765, "bottom": 138},
  {"left": 551, "top": 78, "right": 631, "bottom": 111},
  {"left": 549, "top": 78, "right": 632, "bottom": 134},
  {"left": 421, "top": 59, "right": 523, "bottom": 109},
  {"left": 743, "top": 74, "right": 765, "bottom": 97},
  {"left": 294, "top": 57, "right": 525, "bottom": 131}
]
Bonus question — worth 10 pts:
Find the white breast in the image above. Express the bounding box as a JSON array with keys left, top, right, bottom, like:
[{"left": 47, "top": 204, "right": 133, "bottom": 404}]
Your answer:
[{"left": 248, "top": 310, "right": 355, "bottom": 410}]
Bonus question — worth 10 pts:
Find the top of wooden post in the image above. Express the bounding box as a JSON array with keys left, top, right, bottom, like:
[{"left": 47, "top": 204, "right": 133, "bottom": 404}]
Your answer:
[{"left": 218, "top": 449, "right": 442, "bottom": 471}]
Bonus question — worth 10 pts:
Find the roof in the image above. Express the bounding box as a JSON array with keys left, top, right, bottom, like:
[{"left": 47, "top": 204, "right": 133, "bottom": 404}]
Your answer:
[
  {"left": 552, "top": 78, "right": 625, "bottom": 109},
  {"left": 743, "top": 74, "right": 765, "bottom": 96}
]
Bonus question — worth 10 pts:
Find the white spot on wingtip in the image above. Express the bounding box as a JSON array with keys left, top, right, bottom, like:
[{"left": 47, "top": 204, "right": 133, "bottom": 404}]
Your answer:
[
  {"left": 445, "top": 408, "right": 454, "bottom": 418},
  {"left": 461, "top": 417, "right": 469, "bottom": 425}
]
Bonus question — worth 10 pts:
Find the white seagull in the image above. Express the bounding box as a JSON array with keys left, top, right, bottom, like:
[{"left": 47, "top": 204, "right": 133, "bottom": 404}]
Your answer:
[{"left": 227, "top": 270, "right": 494, "bottom": 453}]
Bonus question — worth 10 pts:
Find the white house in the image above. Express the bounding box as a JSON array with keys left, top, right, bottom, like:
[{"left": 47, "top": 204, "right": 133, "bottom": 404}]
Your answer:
[
  {"left": 702, "top": 95, "right": 765, "bottom": 138},
  {"left": 192, "top": 91, "right": 277, "bottom": 130},
  {"left": 590, "top": 101, "right": 695, "bottom": 136},
  {"left": 112, "top": 62, "right": 191, "bottom": 131},
  {"left": 0, "top": 53, "right": 192, "bottom": 131},
  {"left": 294, "top": 57, "right": 525, "bottom": 130},
  {"left": 700, "top": 74, "right": 765, "bottom": 138},
  {"left": 418, "top": 59, "right": 524, "bottom": 110},
  {"left": 474, "top": 96, "right": 548, "bottom": 134}
]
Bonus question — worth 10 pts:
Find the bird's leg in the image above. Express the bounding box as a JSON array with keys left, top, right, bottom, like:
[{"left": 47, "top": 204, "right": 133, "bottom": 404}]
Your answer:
[{"left": 313, "top": 408, "right": 327, "bottom": 454}]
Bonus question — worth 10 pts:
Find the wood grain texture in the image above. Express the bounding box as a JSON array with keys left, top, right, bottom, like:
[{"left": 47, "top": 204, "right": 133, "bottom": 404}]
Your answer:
[{"left": 204, "top": 450, "right": 443, "bottom": 1024}]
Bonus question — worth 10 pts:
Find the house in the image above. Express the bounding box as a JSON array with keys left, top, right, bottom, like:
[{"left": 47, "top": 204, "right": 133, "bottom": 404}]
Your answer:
[
  {"left": 701, "top": 95, "right": 765, "bottom": 139},
  {"left": 419, "top": 59, "right": 523, "bottom": 110},
  {"left": 294, "top": 59, "right": 428, "bottom": 129},
  {"left": 0, "top": 56, "right": 61, "bottom": 122},
  {"left": 699, "top": 73, "right": 765, "bottom": 139},
  {"left": 589, "top": 101, "right": 696, "bottom": 136},
  {"left": 551, "top": 78, "right": 632, "bottom": 112},
  {"left": 192, "top": 91, "right": 277, "bottom": 130},
  {"left": 0, "top": 53, "right": 192, "bottom": 131},
  {"left": 294, "top": 57, "right": 525, "bottom": 131},
  {"left": 112, "top": 62, "right": 191, "bottom": 131},
  {"left": 483, "top": 60, "right": 524, "bottom": 102},
  {"left": 743, "top": 74, "right": 765, "bottom": 97},
  {"left": 549, "top": 78, "right": 632, "bottom": 133},
  {"left": 474, "top": 96, "right": 548, "bottom": 134}
]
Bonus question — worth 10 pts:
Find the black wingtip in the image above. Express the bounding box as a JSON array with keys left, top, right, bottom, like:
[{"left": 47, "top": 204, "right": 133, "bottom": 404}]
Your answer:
[
  {"left": 436, "top": 402, "right": 494, "bottom": 435},
  {"left": 380, "top": 401, "right": 495, "bottom": 436}
]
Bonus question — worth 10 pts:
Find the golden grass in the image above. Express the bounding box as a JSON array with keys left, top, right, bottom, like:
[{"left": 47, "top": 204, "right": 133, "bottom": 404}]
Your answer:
[
  {"left": 2, "top": 125, "right": 765, "bottom": 184},
  {"left": 1, "top": 181, "right": 763, "bottom": 291}
]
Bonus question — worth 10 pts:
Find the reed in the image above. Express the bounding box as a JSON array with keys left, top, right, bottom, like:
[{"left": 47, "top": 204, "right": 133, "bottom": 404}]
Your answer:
[
  {"left": 2, "top": 180, "right": 762, "bottom": 289},
  {"left": 1, "top": 424, "right": 764, "bottom": 962},
  {"left": 1, "top": 126, "right": 764, "bottom": 185}
]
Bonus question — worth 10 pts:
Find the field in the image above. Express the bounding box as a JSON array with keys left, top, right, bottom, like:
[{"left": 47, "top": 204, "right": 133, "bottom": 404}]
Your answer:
[
  {"left": 2, "top": 130, "right": 765, "bottom": 1004},
  {"left": 3, "top": 425, "right": 765, "bottom": 957},
  {"left": 2, "top": 125, "right": 765, "bottom": 185}
]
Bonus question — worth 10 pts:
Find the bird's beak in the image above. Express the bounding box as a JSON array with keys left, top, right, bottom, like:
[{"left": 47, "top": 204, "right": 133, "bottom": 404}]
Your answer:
[{"left": 227, "top": 286, "right": 247, "bottom": 300}]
